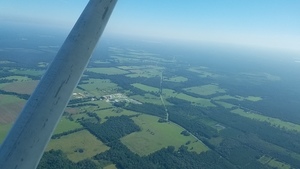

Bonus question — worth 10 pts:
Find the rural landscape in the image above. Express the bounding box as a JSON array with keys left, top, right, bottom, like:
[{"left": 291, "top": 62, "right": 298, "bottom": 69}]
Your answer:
[{"left": 1, "top": 26, "right": 300, "bottom": 169}]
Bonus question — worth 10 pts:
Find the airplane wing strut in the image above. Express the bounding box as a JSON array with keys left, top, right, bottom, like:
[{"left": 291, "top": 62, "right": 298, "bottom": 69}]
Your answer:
[{"left": 0, "top": 0, "right": 117, "bottom": 168}]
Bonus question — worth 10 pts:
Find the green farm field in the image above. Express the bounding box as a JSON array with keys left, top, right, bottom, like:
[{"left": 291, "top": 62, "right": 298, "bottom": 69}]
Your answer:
[
  {"left": 87, "top": 67, "right": 129, "bottom": 75},
  {"left": 132, "top": 83, "right": 215, "bottom": 107},
  {"left": 78, "top": 78, "right": 119, "bottom": 95},
  {"left": 164, "top": 76, "right": 188, "bottom": 83},
  {"left": 231, "top": 108, "right": 300, "bottom": 132},
  {"left": 1, "top": 80, "right": 38, "bottom": 94},
  {"left": 120, "top": 65, "right": 163, "bottom": 78},
  {"left": 187, "top": 67, "right": 220, "bottom": 78},
  {"left": 103, "top": 164, "right": 117, "bottom": 169},
  {"left": 213, "top": 94, "right": 262, "bottom": 102},
  {"left": 9, "top": 68, "right": 44, "bottom": 77},
  {"left": 259, "top": 155, "right": 291, "bottom": 169},
  {"left": 184, "top": 84, "right": 226, "bottom": 96},
  {"left": 121, "top": 114, "right": 209, "bottom": 156},
  {"left": 95, "top": 108, "right": 139, "bottom": 124},
  {"left": 163, "top": 88, "right": 215, "bottom": 107},
  {"left": 0, "top": 124, "right": 12, "bottom": 144},
  {"left": 0, "top": 94, "right": 25, "bottom": 124},
  {"left": 131, "top": 83, "right": 159, "bottom": 93},
  {"left": 130, "top": 93, "right": 172, "bottom": 105},
  {"left": 53, "top": 117, "right": 83, "bottom": 135},
  {"left": 46, "top": 130, "right": 109, "bottom": 162},
  {"left": 3, "top": 75, "right": 31, "bottom": 81}
]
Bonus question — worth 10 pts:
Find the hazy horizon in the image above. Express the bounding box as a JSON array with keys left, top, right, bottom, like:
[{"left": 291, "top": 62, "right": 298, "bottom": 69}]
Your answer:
[{"left": 0, "top": 0, "right": 299, "bottom": 54}]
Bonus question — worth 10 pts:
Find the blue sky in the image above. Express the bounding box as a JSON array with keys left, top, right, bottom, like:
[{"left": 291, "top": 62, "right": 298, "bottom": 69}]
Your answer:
[{"left": 0, "top": 0, "right": 300, "bottom": 53}]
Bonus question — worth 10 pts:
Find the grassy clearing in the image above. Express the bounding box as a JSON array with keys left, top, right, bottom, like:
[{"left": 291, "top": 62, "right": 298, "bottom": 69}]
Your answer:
[
  {"left": 2, "top": 80, "right": 38, "bottom": 94},
  {"left": 163, "top": 89, "right": 215, "bottom": 107},
  {"left": 0, "top": 83, "right": 8, "bottom": 88},
  {"left": 209, "top": 137, "right": 223, "bottom": 147},
  {"left": 0, "top": 124, "right": 12, "bottom": 144},
  {"left": 3, "top": 76, "right": 31, "bottom": 81},
  {"left": 215, "top": 101, "right": 236, "bottom": 109},
  {"left": 53, "top": 117, "right": 83, "bottom": 135},
  {"left": 126, "top": 71, "right": 160, "bottom": 78},
  {"left": 95, "top": 108, "right": 139, "bottom": 124},
  {"left": 245, "top": 96, "right": 262, "bottom": 102},
  {"left": 132, "top": 83, "right": 215, "bottom": 107},
  {"left": 130, "top": 94, "right": 172, "bottom": 105},
  {"left": 259, "top": 156, "right": 291, "bottom": 169},
  {"left": 93, "top": 60, "right": 110, "bottom": 64},
  {"left": 268, "top": 159, "right": 291, "bottom": 169},
  {"left": 46, "top": 130, "right": 109, "bottom": 162},
  {"left": 164, "top": 76, "right": 188, "bottom": 83},
  {"left": 213, "top": 95, "right": 262, "bottom": 102},
  {"left": 103, "top": 164, "right": 117, "bottom": 169},
  {"left": 78, "top": 100, "right": 113, "bottom": 110},
  {"left": 239, "top": 72, "right": 281, "bottom": 82},
  {"left": 198, "top": 117, "right": 226, "bottom": 131},
  {"left": 121, "top": 114, "right": 209, "bottom": 156},
  {"left": 0, "top": 61, "right": 14, "bottom": 64},
  {"left": 0, "top": 94, "right": 24, "bottom": 106},
  {"left": 132, "top": 83, "right": 159, "bottom": 93},
  {"left": 112, "top": 49, "right": 161, "bottom": 61},
  {"left": 118, "top": 66, "right": 146, "bottom": 70},
  {"left": 72, "top": 113, "right": 90, "bottom": 122},
  {"left": 87, "top": 67, "right": 129, "bottom": 75},
  {"left": 79, "top": 79, "right": 119, "bottom": 95},
  {"left": 0, "top": 94, "right": 25, "bottom": 124},
  {"left": 213, "top": 95, "right": 242, "bottom": 101},
  {"left": 231, "top": 108, "right": 300, "bottom": 132},
  {"left": 37, "top": 62, "right": 48, "bottom": 68},
  {"left": 188, "top": 67, "right": 219, "bottom": 78},
  {"left": 184, "top": 84, "right": 226, "bottom": 96},
  {"left": 120, "top": 65, "right": 163, "bottom": 78},
  {"left": 10, "top": 68, "right": 44, "bottom": 76}
]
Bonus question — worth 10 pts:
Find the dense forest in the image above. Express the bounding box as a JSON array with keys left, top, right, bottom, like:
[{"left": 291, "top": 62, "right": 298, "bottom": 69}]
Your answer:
[{"left": 81, "top": 115, "right": 140, "bottom": 143}]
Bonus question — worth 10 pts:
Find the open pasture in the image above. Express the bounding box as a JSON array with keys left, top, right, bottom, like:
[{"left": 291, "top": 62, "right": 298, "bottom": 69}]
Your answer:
[
  {"left": 164, "top": 76, "right": 188, "bottom": 83},
  {"left": 188, "top": 67, "right": 219, "bottom": 78},
  {"left": 3, "top": 76, "right": 31, "bottom": 81},
  {"left": 184, "top": 84, "right": 226, "bottom": 96},
  {"left": 103, "top": 164, "right": 117, "bottom": 169},
  {"left": 121, "top": 114, "right": 209, "bottom": 156},
  {"left": 0, "top": 94, "right": 25, "bottom": 124},
  {"left": 87, "top": 67, "right": 129, "bottom": 75},
  {"left": 213, "top": 94, "right": 262, "bottom": 102},
  {"left": 120, "top": 65, "right": 163, "bottom": 78},
  {"left": 78, "top": 79, "right": 119, "bottom": 95},
  {"left": 46, "top": 130, "right": 109, "bottom": 162},
  {"left": 126, "top": 69, "right": 161, "bottom": 78},
  {"left": 231, "top": 108, "right": 300, "bottom": 132},
  {"left": 238, "top": 72, "right": 281, "bottom": 82},
  {"left": 9, "top": 68, "right": 44, "bottom": 77},
  {"left": 131, "top": 83, "right": 159, "bottom": 93},
  {"left": 1, "top": 80, "right": 38, "bottom": 94},
  {"left": 215, "top": 101, "right": 236, "bottom": 109},
  {"left": 130, "top": 93, "right": 172, "bottom": 105},
  {"left": 53, "top": 117, "right": 83, "bottom": 135},
  {"left": 95, "top": 108, "right": 139, "bottom": 124},
  {"left": 163, "top": 88, "right": 215, "bottom": 107},
  {"left": 131, "top": 83, "right": 215, "bottom": 107},
  {"left": 245, "top": 96, "right": 262, "bottom": 102},
  {"left": 0, "top": 124, "right": 12, "bottom": 144},
  {"left": 259, "top": 156, "right": 291, "bottom": 169}
]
